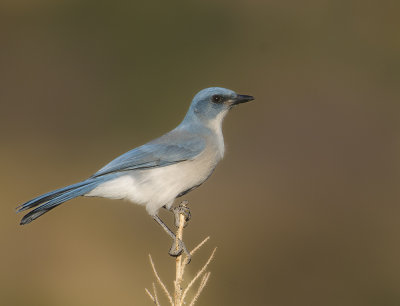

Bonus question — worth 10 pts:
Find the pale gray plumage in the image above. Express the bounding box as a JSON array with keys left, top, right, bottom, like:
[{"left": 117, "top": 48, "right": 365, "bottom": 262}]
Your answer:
[{"left": 17, "top": 87, "right": 254, "bottom": 256}]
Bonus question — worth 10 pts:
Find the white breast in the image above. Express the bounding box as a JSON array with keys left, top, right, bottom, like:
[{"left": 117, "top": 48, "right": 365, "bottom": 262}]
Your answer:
[
  {"left": 206, "top": 110, "right": 227, "bottom": 158},
  {"left": 85, "top": 147, "right": 221, "bottom": 215}
]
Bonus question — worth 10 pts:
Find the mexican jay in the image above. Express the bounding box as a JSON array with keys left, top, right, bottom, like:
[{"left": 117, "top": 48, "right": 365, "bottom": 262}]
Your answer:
[{"left": 17, "top": 87, "right": 254, "bottom": 256}]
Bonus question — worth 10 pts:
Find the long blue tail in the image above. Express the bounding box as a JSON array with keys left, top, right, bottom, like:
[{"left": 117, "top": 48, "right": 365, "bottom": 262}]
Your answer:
[{"left": 17, "top": 179, "right": 103, "bottom": 225}]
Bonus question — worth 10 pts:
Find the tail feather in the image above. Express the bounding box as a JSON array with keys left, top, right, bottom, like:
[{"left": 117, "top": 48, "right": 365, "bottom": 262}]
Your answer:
[
  {"left": 18, "top": 179, "right": 102, "bottom": 225},
  {"left": 17, "top": 181, "right": 93, "bottom": 212}
]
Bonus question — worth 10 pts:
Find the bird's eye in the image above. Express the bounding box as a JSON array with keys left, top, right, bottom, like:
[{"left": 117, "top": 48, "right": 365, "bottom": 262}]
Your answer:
[{"left": 211, "top": 95, "right": 223, "bottom": 103}]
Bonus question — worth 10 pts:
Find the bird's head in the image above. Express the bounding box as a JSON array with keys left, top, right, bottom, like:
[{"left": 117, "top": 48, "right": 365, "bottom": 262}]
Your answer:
[{"left": 183, "top": 87, "right": 254, "bottom": 128}]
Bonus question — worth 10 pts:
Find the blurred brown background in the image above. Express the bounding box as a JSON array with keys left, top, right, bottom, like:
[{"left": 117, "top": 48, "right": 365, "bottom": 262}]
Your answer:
[{"left": 1, "top": 0, "right": 400, "bottom": 305}]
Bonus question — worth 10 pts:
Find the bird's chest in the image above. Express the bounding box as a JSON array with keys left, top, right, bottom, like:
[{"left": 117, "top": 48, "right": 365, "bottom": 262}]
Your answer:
[
  {"left": 214, "top": 128, "right": 225, "bottom": 159},
  {"left": 144, "top": 148, "right": 220, "bottom": 194}
]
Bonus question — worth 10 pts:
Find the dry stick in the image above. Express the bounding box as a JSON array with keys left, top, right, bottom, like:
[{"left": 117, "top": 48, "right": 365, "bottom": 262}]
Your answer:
[
  {"left": 181, "top": 247, "right": 217, "bottom": 303},
  {"left": 152, "top": 283, "right": 161, "bottom": 306},
  {"left": 145, "top": 288, "right": 155, "bottom": 303},
  {"left": 180, "top": 236, "right": 210, "bottom": 279},
  {"left": 190, "top": 236, "right": 210, "bottom": 256},
  {"left": 174, "top": 206, "right": 186, "bottom": 306},
  {"left": 149, "top": 255, "right": 173, "bottom": 305},
  {"left": 189, "top": 272, "right": 211, "bottom": 306},
  {"left": 146, "top": 202, "right": 215, "bottom": 305}
]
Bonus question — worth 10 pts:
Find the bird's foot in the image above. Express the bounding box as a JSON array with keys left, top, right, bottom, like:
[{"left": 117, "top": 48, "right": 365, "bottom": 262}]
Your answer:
[
  {"left": 169, "top": 238, "right": 191, "bottom": 263},
  {"left": 173, "top": 201, "right": 191, "bottom": 228},
  {"left": 169, "top": 238, "right": 184, "bottom": 256}
]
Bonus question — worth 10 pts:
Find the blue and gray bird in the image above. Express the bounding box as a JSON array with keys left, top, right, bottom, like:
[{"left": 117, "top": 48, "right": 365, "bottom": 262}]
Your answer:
[{"left": 17, "top": 87, "right": 254, "bottom": 256}]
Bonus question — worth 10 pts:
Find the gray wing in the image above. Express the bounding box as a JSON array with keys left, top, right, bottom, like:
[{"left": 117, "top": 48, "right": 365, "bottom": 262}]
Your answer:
[{"left": 91, "top": 129, "right": 206, "bottom": 178}]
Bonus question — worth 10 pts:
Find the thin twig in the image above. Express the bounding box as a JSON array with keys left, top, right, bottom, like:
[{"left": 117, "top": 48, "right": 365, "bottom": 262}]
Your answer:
[
  {"left": 181, "top": 247, "right": 217, "bottom": 302},
  {"left": 180, "top": 236, "right": 211, "bottom": 278},
  {"left": 191, "top": 236, "right": 210, "bottom": 256},
  {"left": 152, "top": 283, "right": 161, "bottom": 306},
  {"left": 149, "top": 254, "right": 173, "bottom": 305},
  {"left": 189, "top": 272, "right": 211, "bottom": 306},
  {"left": 145, "top": 288, "right": 155, "bottom": 303}
]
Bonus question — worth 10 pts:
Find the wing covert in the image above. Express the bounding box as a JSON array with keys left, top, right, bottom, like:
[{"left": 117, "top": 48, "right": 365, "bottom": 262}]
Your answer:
[{"left": 91, "top": 132, "right": 205, "bottom": 178}]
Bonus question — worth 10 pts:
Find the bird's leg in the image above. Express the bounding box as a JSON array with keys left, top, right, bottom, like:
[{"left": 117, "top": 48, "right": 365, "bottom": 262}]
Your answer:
[
  {"left": 163, "top": 200, "right": 191, "bottom": 228},
  {"left": 153, "top": 214, "right": 190, "bottom": 259}
]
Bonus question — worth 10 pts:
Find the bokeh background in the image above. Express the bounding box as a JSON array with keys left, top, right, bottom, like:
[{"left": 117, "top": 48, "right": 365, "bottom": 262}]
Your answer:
[{"left": 1, "top": 0, "right": 400, "bottom": 305}]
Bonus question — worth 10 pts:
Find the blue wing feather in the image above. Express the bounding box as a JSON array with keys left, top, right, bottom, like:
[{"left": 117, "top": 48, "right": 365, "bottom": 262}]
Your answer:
[{"left": 91, "top": 129, "right": 206, "bottom": 178}]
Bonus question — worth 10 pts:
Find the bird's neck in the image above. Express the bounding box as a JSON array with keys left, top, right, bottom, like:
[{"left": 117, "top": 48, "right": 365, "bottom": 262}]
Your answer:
[
  {"left": 181, "top": 110, "right": 226, "bottom": 135},
  {"left": 179, "top": 111, "right": 226, "bottom": 158}
]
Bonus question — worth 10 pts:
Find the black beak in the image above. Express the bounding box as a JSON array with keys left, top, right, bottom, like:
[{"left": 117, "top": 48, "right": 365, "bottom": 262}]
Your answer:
[{"left": 232, "top": 94, "right": 255, "bottom": 105}]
